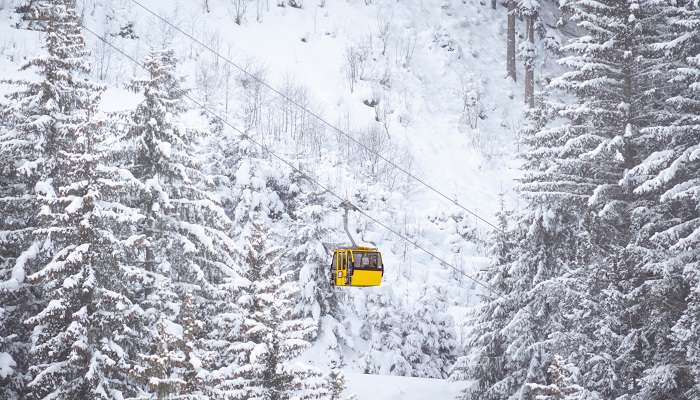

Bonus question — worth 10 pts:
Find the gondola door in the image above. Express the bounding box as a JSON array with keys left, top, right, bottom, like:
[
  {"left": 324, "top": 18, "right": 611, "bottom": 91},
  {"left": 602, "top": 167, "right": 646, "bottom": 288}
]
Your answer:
[{"left": 335, "top": 250, "right": 348, "bottom": 286}]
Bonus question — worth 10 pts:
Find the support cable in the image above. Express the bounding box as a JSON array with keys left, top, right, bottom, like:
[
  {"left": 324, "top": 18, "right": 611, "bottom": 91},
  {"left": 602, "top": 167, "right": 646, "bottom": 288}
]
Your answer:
[
  {"left": 80, "top": 23, "right": 496, "bottom": 293},
  {"left": 128, "top": 0, "right": 502, "bottom": 233}
]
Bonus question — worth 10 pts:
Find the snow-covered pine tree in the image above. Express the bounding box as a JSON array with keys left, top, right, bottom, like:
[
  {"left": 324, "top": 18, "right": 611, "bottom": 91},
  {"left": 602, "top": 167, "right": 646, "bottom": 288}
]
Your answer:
[
  {"left": 0, "top": 88, "right": 33, "bottom": 400},
  {"left": 285, "top": 178, "right": 353, "bottom": 369},
  {"left": 563, "top": 0, "right": 685, "bottom": 397},
  {"left": 465, "top": 86, "right": 594, "bottom": 397},
  {"left": 116, "top": 48, "right": 243, "bottom": 398},
  {"left": 237, "top": 222, "right": 328, "bottom": 400},
  {"left": 450, "top": 195, "right": 519, "bottom": 399},
  {"left": 0, "top": 2, "right": 64, "bottom": 397},
  {"left": 136, "top": 292, "right": 207, "bottom": 400},
  {"left": 403, "top": 286, "right": 457, "bottom": 378},
  {"left": 620, "top": 2, "right": 700, "bottom": 398},
  {"left": 527, "top": 355, "right": 584, "bottom": 399},
  {"left": 0, "top": 1, "right": 151, "bottom": 398},
  {"left": 664, "top": 5, "right": 700, "bottom": 394},
  {"left": 360, "top": 291, "right": 411, "bottom": 377},
  {"left": 504, "top": 0, "right": 671, "bottom": 396},
  {"left": 326, "top": 367, "right": 347, "bottom": 400},
  {"left": 204, "top": 108, "right": 337, "bottom": 396},
  {"left": 284, "top": 170, "right": 342, "bottom": 340}
]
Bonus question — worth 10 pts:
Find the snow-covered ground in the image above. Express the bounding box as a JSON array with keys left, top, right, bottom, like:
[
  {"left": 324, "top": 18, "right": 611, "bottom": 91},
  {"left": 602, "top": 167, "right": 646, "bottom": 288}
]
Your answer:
[
  {"left": 1, "top": 0, "right": 524, "bottom": 378},
  {"left": 345, "top": 372, "right": 465, "bottom": 400}
]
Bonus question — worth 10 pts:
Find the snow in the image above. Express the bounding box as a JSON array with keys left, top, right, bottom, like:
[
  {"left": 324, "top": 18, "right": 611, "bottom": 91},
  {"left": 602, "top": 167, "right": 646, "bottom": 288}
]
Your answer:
[
  {"left": 34, "top": 179, "right": 56, "bottom": 198},
  {"left": 0, "top": 241, "right": 41, "bottom": 290},
  {"left": 157, "top": 140, "right": 172, "bottom": 158},
  {"left": 64, "top": 196, "right": 83, "bottom": 214},
  {"left": 0, "top": 352, "right": 16, "bottom": 379},
  {"left": 250, "top": 343, "right": 268, "bottom": 365},
  {"left": 163, "top": 319, "right": 184, "bottom": 338},
  {"left": 1, "top": 0, "right": 523, "bottom": 387},
  {"left": 344, "top": 372, "right": 465, "bottom": 400}
]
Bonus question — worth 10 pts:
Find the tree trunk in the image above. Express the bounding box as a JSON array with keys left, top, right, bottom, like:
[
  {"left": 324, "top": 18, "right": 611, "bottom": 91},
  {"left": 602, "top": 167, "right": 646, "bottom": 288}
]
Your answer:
[
  {"left": 524, "top": 13, "right": 535, "bottom": 108},
  {"left": 491, "top": 0, "right": 496, "bottom": 10},
  {"left": 507, "top": 0, "right": 517, "bottom": 81}
]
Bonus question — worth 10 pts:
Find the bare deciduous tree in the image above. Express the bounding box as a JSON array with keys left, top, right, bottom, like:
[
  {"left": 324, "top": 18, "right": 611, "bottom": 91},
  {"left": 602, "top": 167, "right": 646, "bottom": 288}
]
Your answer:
[
  {"left": 232, "top": 0, "right": 248, "bottom": 24},
  {"left": 345, "top": 44, "right": 368, "bottom": 93},
  {"left": 239, "top": 61, "right": 268, "bottom": 131},
  {"left": 377, "top": 11, "right": 393, "bottom": 56},
  {"left": 351, "top": 125, "right": 413, "bottom": 190},
  {"left": 396, "top": 30, "right": 417, "bottom": 68}
]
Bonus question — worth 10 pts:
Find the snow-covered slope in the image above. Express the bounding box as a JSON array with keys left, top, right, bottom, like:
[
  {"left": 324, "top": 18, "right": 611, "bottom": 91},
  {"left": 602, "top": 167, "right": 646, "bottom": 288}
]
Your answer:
[
  {"left": 0, "top": 0, "right": 523, "bottom": 379},
  {"left": 345, "top": 372, "right": 465, "bottom": 400}
]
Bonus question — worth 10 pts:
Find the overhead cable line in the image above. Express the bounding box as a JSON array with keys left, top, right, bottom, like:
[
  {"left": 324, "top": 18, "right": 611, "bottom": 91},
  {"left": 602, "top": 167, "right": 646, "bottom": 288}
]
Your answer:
[
  {"left": 80, "top": 23, "right": 496, "bottom": 293},
  {"left": 128, "top": 0, "right": 502, "bottom": 233},
  {"left": 93, "top": 11, "right": 584, "bottom": 347}
]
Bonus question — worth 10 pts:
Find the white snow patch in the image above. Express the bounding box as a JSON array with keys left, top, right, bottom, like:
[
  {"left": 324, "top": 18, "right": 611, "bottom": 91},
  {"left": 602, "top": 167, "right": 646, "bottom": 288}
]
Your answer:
[
  {"left": 157, "top": 140, "right": 172, "bottom": 159},
  {"left": 250, "top": 343, "right": 268, "bottom": 365},
  {"left": 0, "top": 242, "right": 41, "bottom": 290},
  {"left": 344, "top": 372, "right": 465, "bottom": 400},
  {"left": 0, "top": 352, "right": 17, "bottom": 379},
  {"left": 163, "top": 320, "right": 184, "bottom": 339}
]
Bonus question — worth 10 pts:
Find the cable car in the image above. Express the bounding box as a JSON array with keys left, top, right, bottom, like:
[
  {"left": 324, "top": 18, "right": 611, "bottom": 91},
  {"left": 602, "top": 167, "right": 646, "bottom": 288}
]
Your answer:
[
  {"left": 324, "top": 201, "right": 384, "bottom": 287},
  {"left": 331, "top": 246, "right": 384, "bottom": 287}
]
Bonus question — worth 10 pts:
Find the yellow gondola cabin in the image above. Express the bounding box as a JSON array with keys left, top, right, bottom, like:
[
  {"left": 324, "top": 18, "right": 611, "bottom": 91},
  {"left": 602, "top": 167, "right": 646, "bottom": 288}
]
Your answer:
[{"left": 332, "top": 246, "right": 384, "bottom": 287}]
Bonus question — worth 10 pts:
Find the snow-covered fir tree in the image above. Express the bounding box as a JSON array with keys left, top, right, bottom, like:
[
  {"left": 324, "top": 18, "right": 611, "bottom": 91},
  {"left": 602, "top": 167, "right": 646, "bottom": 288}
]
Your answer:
[
  {"left": 326, "top": 366, "right": 347, "bottom": 400},
  {"left": 450, "top": 195, "right": 519, "bottom": 399},
  {"left": 286, "top": 173, "right": 339, "bottom": 330},
  {"left": 361, "top": 287, "right": 455, "bottom": 379},
  {"left": 0, "top": 1, "right": 151, "bottom": 398},
  {"left": 526, "top": 355, "right": 583, "bottom": 400},
  {"left": 558, "top": 0, "right": 687, "bottom": 398},
  {"left": 236, "top": 222, "right": 328, "bottom": 400},
  {"left": 115, "top": 48, "right": 244, "bottom": 398},
  {"left": 0, "top": 2, "right": 67, "bottom": 396},
  {"left": 403, "top": 286, "right": 457, "bottom": 378},
  {"left": 620, "top": 1, "right": 700, "bottom": 398},
  {"left": 454, "top": 0, "right": 694, "bottom": 397},
  {"left": 360, "top": 291, "right": 411, "bottom": 377}
]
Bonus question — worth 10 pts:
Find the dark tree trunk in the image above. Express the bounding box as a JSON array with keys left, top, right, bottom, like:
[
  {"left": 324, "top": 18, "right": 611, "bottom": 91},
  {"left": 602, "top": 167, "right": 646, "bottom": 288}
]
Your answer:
[
  {"left": 524, "top": 13, "right": 535, "bottom": 107},
  {"left": 507, "top": 0, "right": 517, "bottom": 81}
]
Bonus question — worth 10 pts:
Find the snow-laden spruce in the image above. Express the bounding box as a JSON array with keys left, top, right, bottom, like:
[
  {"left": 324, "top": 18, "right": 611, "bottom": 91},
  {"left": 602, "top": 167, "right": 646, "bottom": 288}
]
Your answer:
[
  {"left": 1, "top": 1, "right": 147, "bottom": 398},
  {"left": 452, "top": 0, "right": 700, "bottom": 398},
  {"left": 113, "top": 48, "right": 250, "bottom": 398}
]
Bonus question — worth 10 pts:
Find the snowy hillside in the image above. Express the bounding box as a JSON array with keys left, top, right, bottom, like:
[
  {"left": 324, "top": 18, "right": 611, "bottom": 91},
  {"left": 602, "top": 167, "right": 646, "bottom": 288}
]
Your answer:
[
  {"left": 344, "top": 372, "right": 465, "bottom": 400},
  {"left": 1, "top": 0, "right": 525, "bottom": 389},
  {"left": 9, "top": 0, "right": 524, "bottom": 366},
  {"left": 6, "top": 0, "right": 696, "bottom": 398}
]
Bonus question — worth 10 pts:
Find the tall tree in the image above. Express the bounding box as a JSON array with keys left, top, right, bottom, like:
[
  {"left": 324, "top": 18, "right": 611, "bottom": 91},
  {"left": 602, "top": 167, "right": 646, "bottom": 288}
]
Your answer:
[
  {"left": 507, "top": 0, "right": 518, "bottom": 81},
  {"left": 116, "top": 48, "right": 243, "bottom": 398},
  {"left": 620, "top": 1, "right": 700, "bottom": 398},
  {"left": 520, "top": 0, "right": 538, "bottom": 107},
  {"left": 236, "top": 223, "right": 328, "bottom": 400},
  {"left": 0, "top": 1, "right": 150, "bottom": 398},
  {"left": 284, "top": 171, "right": 341, "bottom": 338},
  {"left": 451, "top": 195, "right": 519, "bottom": 399}
]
